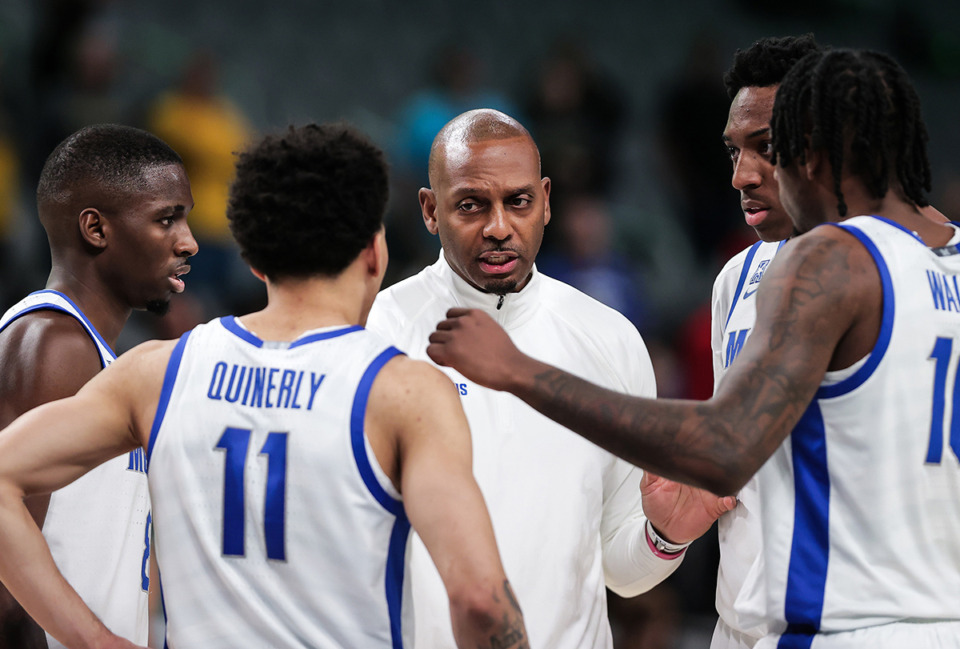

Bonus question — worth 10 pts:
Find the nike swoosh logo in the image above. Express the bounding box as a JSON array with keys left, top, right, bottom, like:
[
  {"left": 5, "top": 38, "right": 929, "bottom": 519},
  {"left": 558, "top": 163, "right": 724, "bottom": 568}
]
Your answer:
[{"left": 743, "top": 288, "right": 758, "bottom": 299}]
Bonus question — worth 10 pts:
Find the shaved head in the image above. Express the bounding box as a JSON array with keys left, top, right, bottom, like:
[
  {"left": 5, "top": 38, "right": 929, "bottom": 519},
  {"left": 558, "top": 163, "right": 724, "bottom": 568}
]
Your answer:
[{"left": 427, "top": 109, "right": 539, "bottom": 187}]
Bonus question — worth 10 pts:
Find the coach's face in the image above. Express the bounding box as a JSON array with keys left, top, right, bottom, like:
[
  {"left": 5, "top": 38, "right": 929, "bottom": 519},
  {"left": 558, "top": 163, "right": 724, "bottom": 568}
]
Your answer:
[{"left": 419, "top": 136, "right": 551, "bottom": 295}]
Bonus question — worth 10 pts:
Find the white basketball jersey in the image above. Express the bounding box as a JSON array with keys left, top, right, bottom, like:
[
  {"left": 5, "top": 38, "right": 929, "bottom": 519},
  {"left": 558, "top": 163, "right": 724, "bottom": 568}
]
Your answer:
[
  {"left": 0, "top": 290, "right": 150, "bottom": 648},
  {"left": 147, "top": 316, "right": 409, "bottom": 648},
  {"left": 710, "top": 240, "right": 784, "bottom": 644},
  {"left": 749, "top": 216, "right": 960, "bottom": 645}
]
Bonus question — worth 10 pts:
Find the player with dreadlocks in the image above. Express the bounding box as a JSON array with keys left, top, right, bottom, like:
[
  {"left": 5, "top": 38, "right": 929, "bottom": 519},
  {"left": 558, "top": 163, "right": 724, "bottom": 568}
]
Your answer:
[{"left": 425, "top": 46, "right": 960, "bottom": 648}]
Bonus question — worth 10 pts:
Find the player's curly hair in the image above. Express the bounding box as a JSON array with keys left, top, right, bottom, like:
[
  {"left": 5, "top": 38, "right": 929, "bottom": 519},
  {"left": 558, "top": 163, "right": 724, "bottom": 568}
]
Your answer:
[
  {"left": 37, "top": 124, "right": 183, "bottom": 204},
  {"left": 772, "top": 48, "right": 931, "bottom": 217},
  {"left": 723, "top": 34, "right": 822, "bottom": 100},
  {"left": 227, "top": 123, "right": 389, "bottom": 280}
]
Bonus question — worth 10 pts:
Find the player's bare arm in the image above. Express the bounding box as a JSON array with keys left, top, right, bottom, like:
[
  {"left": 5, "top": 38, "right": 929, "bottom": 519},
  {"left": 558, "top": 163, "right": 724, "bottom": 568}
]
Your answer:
[
  {"left": 429, "top": 226, "right": 878, "bottom": 496},
  {"left": 0, "top": 340, "right": 174, "bottom": 649},
  {"left": 366, "top": 356, "right": 529, "bottom": 649},
  {"left": 0, "top": 312, "right": 111, "bottom": 649}
]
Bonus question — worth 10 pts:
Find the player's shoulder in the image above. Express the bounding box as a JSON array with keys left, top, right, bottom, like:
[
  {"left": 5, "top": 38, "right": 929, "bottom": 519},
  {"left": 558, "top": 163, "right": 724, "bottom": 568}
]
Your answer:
[
  {"left": 0, "top": 309, "right": 100, "bottom": 372},
  {"left": 368, "top": 353, "right": 459, "bottom": 411},
  {"left": 120, "top": 337, "right": 182, "bottom": 364},
  {"left": 0, "top": 310, "right": 107, "bottom": 414}
]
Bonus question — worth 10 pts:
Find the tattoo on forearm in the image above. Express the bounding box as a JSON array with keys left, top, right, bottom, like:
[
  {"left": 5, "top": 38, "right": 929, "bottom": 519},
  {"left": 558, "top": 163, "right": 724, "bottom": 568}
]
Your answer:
[
  {"left": 480, "top": 581, "right": 528, "bottom": 649},
  {"left": 516, "top": 236, "right": 857, "bottom": 492}
]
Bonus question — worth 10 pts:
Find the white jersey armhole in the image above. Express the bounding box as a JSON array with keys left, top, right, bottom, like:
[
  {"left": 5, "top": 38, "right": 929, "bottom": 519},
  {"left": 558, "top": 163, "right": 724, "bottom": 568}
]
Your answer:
[{"left": 363, "top": 433, "right": 401, "bottom": 501}]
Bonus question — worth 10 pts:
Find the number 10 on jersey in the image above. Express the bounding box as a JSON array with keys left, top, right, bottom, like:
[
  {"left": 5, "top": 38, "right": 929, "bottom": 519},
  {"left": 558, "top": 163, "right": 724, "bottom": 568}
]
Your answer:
[
  {"left": 928, "top": 337, "right": 960, "bottom": 464},
  {"left": 215, "top": 427, "right": 289, "bottom": 560}
]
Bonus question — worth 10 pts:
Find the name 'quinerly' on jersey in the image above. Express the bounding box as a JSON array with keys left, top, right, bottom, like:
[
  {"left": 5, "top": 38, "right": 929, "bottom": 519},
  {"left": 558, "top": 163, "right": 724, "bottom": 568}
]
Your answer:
[{"left": 206, "top": 361, "right": 327, "bottom": 410}]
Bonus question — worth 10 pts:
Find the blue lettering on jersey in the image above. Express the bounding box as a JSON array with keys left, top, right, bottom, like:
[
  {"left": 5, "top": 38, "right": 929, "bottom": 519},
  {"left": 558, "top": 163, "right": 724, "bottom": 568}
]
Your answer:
[
  {"left": 748, "top": 259, "right": 770, "bottom": 286},
  {"left": 207, "top": 362, "right": 326, "bottom": 410},
  {"left": 927, "top": 270, "right": 960, "bottom": 313},
  {"left": 725, "top": 329, "right": 749, "bottom": 367},
  {"left": 126, "top": 447, "right": 146, "bottom": 474},
  {"left": 457, "top": 383, "right": 468, "bottom": 395}
]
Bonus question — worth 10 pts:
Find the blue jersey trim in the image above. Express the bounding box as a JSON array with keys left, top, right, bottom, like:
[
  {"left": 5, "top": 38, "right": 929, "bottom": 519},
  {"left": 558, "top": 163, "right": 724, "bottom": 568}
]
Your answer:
[
  {"left": 289, "top": 324, "right": 363, "bottom": 348},
  {"left": 219, "top": 316, "right": 363, "bottom": 349},
  {"left": 724, "top": 241, "right": 762, "bottom": 331},
  {"left": 31, "top": 290, "right": 117, "bottom": 362},
  {"left": 781, "top": 400, "right": 830, "bottom": 644},
  {"left": 0, "top": 290, "right": 117, "bottom": 367},
  {"left": 349, "top": 345, "right": 408, "bottom": 648},
  {"left": 816, "top": 224, "right": 895, "bottom": 398},
  {"left": 862, "top": 214, "right": 924, "bottom": 242},
  {"left": 350, "top": 346, "right": 405, "bottom": 515},
  {"left": 147, "top": 332, "right": 192, "bottom": 468},
  {"left": 777, "top": 629, "right": 815, "bottom": 649},
  {"left": 219, "top": 315, "right": 264, "bottom": 348},
  {"left": 387, "top": 514, "right": 411, "bottom": 649}
]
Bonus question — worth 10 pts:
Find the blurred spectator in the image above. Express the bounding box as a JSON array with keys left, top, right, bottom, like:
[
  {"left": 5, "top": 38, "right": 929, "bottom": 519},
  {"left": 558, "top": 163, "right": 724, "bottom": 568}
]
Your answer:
[
  {"left": 387, "top": 44, "right": 516, "bottom": 286},
  {"left": 57, "top": 20, "right": 127, "bottom": 131},
  {"left": 393, "top": 43, "right": 516, "bottom": 185},
  {"left": 0, "top": 108, "right": 25, "bottom": 312},
  {"left": 656, "top": 31, "right": 750, "bottom": 267},
  {"left": 538, "top": 194, "right": 653, "bottom": 333},
  {"left": 523, "top": 37, "right": 627, "bottom": 217},
  {"left": 147, "top": 49, "right": 253, "bottom": 315}
]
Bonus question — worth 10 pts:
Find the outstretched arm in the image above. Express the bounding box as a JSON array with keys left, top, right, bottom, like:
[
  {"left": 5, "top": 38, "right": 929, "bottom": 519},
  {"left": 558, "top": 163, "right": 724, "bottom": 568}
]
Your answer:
[
  {"left": 0, "top": 342, "right": 171, "bottom": 649},
  {"left": 427, "top": 229, "right": 872, "bottom": 495},
  {"left": 367, "top": 357, "right": 528, "bottom": 649}
]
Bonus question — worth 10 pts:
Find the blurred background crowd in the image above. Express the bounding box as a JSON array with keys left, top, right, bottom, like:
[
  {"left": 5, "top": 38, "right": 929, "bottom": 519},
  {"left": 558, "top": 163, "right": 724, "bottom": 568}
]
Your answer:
[{"left": 0, "top": 0, "right": 958, "bottom": 647}]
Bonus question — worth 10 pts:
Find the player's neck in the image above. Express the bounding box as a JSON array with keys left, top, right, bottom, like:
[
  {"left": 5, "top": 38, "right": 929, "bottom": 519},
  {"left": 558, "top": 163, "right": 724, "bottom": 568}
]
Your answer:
[
  {"left": 239, "top": 275, "right": 369, "bottom": 342},
  {"left": 44, "top": 266, "right": 131, "bottom": 347},
  {"left": 842, "top": 186, "right": 953, "bottom": 247}
]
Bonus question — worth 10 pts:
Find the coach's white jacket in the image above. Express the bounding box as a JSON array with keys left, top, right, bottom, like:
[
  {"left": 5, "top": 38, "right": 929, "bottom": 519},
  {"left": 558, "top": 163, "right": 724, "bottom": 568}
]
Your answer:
[{"left": 366, "top": 252, "right": 683, "bottom": 649}]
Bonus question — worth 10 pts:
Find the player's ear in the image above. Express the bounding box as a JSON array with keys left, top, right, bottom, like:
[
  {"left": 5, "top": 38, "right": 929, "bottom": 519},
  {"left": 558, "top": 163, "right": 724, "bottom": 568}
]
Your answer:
[
  {"left": 78, "top": 208, "right": 108, "bottom": 250},
  {"left": 370, "top": 226, "right": 388, "bottom": 279},
  {"left": 802, "top": 139, "right": 822, "bottom": 181},
  {"left": 249, "top": 266, "right": 266, "bottom": 283},
  {"left": 542, "top": 176, "right": 552, "bottom": 227},
  {"left": 420, "top": 188, "right": 439, "bottom": 235},
  {"left": 361, "top": 226, "right": 388, "bottom": 279}
]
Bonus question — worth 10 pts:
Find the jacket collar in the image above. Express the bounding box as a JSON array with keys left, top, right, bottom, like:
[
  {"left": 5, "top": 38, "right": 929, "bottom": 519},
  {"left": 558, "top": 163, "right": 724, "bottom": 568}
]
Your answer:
[{"left": 430, "top": 250, "right": 541, "bottom": 328}]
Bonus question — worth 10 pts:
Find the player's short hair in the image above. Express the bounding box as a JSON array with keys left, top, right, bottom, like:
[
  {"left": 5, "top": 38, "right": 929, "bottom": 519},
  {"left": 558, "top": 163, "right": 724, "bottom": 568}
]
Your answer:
[
  {"left": 37, "top": 124, "right": 183, "bottom": 205},
  {"left": 227, "top": 123, "right": 389, "bottom": 280},
  {"left": 772, "top": 48, "right": 931, "bottom": 217},
  {"left": 723, "top": 34, "right": 822, "bottom": 99}
]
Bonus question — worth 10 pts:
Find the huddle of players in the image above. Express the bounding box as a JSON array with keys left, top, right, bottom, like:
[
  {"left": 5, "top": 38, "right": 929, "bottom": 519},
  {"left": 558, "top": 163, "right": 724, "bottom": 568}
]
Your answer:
[{"left": 0, "top": 32, "right": 958, "bottom": 649}]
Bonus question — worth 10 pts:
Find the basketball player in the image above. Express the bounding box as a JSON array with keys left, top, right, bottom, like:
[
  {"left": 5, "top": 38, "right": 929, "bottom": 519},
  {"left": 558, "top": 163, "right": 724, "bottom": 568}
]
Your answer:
[
  {"left": 711, "top": 35, "right": 821, "bottom": 649},
  {"left": 0, "top": 125, "right": 197, "bottom": 649},
  {"left": 712, "top": 35, "right": 951, "bottom": 649},
  {"left": 366, "top": 108, "right": 734, "bottom": 649},
  {"left": 0, "top": 123, "right": 528, "bottom": 649},
  {"left": 427, "top": 49, "right": 960, "bottom": 647}
]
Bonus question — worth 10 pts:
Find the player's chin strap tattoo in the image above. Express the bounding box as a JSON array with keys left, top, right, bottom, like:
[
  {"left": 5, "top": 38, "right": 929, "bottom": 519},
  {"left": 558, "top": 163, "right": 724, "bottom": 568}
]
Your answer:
[{"left": 482, "top": 581, "right": 528, "bottom": 649}]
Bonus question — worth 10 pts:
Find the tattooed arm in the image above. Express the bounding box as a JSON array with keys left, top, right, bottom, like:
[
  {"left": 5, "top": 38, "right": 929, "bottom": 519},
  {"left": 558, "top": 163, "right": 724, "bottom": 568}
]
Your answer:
[{"left": 428, "top": 227, "right": 880, "bottom": 495}]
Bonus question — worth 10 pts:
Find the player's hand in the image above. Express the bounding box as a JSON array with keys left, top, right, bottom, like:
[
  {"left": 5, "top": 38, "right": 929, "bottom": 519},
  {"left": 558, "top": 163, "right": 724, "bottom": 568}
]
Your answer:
[
  {"left": 639, "top": 471, "right": 737, "bottom": 544},
  {"left": 428, "top": 308, "right": 523, "bottom": 391}
]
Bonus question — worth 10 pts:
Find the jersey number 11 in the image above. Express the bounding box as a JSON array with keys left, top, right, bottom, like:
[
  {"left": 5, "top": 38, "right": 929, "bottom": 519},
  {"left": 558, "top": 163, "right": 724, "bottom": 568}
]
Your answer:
[{"left": 215, "top": 427, "right": 289, "bottom": 560}]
